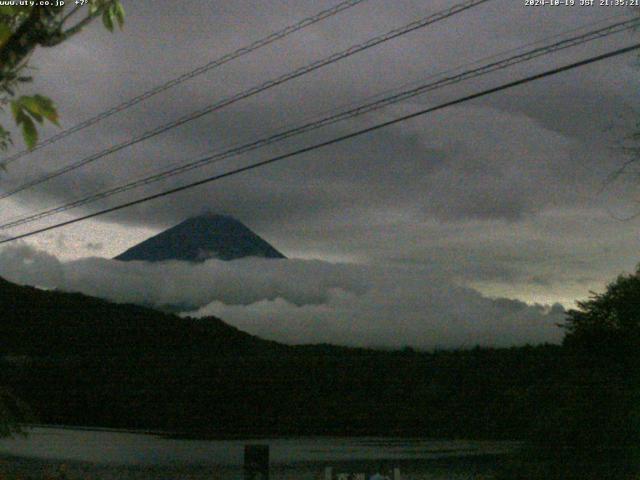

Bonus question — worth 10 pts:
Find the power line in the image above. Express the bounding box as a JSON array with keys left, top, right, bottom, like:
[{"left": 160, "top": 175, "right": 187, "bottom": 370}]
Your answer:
[
  {"left": 4, "top": 11, "right": 626, "bottom": 227},
  {"left": 0, "top": 0, "right": 492, "bottom": 201},
  {"left": 1, "top": 17, "right": 636, "bottom": 231},
  {"left": 1, "top": 42, "right": 637, "bottom": 245},
  {"left": 0, "top": 0, "right": 369, "bottom": 166},
  {"left": 7, "top": 11, "right": 616, "bottom": 228}
]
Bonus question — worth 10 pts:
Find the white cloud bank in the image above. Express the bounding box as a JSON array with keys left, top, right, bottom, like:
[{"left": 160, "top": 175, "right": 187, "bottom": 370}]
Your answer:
[{"left": 0, "top": 244, "right": 564, "bottom": 349}]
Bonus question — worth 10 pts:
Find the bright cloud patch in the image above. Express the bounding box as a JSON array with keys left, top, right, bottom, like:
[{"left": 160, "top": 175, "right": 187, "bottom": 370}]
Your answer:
[{"left": 0, "top": 243, "right": 564, "bottom": 349}]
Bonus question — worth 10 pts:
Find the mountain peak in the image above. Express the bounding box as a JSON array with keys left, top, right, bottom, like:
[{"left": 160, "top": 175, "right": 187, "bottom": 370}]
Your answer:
[{"left": 114, "top": 214, "right": 285, "bottom": 263}]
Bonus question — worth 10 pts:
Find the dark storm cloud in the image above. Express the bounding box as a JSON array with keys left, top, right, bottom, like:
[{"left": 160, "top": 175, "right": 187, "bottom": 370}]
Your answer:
[{"left": 0, "top": 0, "right": 638, "bottom": 315}]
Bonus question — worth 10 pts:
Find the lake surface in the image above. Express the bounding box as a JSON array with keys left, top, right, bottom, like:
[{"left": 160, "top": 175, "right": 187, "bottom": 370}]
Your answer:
[{"left": 0, "top": 427, "right": 520, "bottom": 479}]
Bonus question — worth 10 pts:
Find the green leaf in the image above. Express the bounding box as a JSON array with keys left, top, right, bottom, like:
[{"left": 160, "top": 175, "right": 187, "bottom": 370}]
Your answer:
[
  {"left": 113, "top": 2, "right": 125, "bottom": 28},
  {"left": 10, "top": 100, "right": 21, "bottom": 120},
  {"left": 19, "top": 96, "right": 44, "bottom": 123},
  {"left": 88, "top": 1, "right": 100, "bottom": 16},
  {"left": 0, "top": 22, "right": 11, "bottom": 48},
  {"left": 13, "top": 95, "right": 59, "bottom": 126},
  {"left": 28, "top": 110, "right": 43, "bottom": 123},
  {"left": 0, "top": 6, "right": 29, "bottom": 15},
  {"left": 102, "top": 8, "right": 114, "bottom": 32},
  {"left": 20, "top": 115, "right": 37, "bottom": 149},
  {"left": 31, "top": 95, "right": 58, "bottom": 125},
  {"left": 10, "top": 96, "right": 59, "bottom": 149},
  {"left": 13, "top": 110, "right": 30, "bottom": 132}
]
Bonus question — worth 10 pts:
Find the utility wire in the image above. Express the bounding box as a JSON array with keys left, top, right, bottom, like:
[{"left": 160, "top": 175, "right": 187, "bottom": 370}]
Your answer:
[
  {"left": 1, "top": 42, "right": 637, "bottom": 245},
  {"left": 1, "top": 17, "right": 636, "bottom": 231},
  {"left": 8, "top": 9, "right": 623, "bottom": 227},
  {"left": 0, "top": 0, "right": 492, "bottom": 201},
  {"left": 1, "top": 0, "right": 369, "bottom": 166},
  {"left": 4, "top": 10, "right": 626, "bottom": 226}
]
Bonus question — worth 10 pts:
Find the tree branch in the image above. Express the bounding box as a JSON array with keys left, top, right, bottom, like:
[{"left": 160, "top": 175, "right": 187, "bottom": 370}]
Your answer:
[
  {"left": 42, "top": 10, "right": 103, "bottom": 47},
  {"left": 60, "top": 4, "right": 83, "bottom": 26}
]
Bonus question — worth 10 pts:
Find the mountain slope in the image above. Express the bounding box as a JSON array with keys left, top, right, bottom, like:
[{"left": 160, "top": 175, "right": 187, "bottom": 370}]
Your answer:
[
  {"left": 114, "top": 214, "right": 285, "bottom": 263},
  {"left": 0, "top": 275, "right": 278, "bottom": 358}
]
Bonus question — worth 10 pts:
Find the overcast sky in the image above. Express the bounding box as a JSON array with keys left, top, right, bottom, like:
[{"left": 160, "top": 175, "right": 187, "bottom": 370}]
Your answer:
[{"left": 0, "top": 0, "right": 638, "bottom": 347}]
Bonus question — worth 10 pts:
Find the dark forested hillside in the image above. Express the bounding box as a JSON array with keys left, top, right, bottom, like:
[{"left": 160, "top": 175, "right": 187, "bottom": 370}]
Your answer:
[
  {"left": 0, "top": 275, "right": 621, "bottom": 442},
  {"left": 0, "top": 275, "right": 276, "bottom": 358}
]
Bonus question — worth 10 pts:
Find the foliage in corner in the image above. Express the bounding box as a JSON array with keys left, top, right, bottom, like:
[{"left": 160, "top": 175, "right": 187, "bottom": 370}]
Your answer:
[
  {"left": 0, "top": 0, "right": 124, "bottom": 438},
  {"left": 0, "top": 1, "right": 125, "bottom": 154}
]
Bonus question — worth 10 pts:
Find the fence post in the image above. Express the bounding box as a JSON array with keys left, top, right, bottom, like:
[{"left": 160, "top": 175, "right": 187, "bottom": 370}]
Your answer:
[
  {"left": 244, "top": 444, "right": 269, "bottom": 480},
  {"left": 393, "top": 467, "right": 401, "bottom": 480},
  {"left": 324, "top": 466, "right": 333, "bottom": 480}
]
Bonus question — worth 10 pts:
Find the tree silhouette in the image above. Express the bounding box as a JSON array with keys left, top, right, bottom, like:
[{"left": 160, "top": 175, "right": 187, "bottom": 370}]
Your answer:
[{"left": 562, "top": 268, "right": 640, "bottom": 361}]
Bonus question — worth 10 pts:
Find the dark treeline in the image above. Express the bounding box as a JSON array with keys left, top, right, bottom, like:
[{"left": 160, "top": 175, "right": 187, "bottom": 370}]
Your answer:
[{"left": 0, "top": 273, "right": 637, "bottom": 462}]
